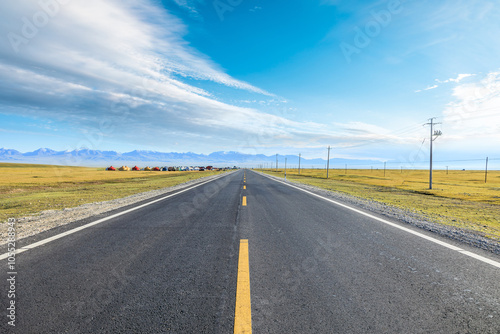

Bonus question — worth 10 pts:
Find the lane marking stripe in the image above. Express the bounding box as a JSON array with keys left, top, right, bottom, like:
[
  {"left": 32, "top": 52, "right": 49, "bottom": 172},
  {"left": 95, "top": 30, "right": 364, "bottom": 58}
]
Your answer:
[
  {"left": 234, "top": 239, "right": 252, "bottom": 333},
  {"left": 244, "top": 186, "right": 246, "bottom": 190},
  {"left": 0, "top": 172, "right": 235, "bottom": 261},
  {"left": 242, "top": 196, "right": 247, "bottom": 206},
  {"left": 458, "top": 251, "right": 500, "bottom": 269},
  {"left": 257, "top": 172, "right": 500, "bottom": 269}
]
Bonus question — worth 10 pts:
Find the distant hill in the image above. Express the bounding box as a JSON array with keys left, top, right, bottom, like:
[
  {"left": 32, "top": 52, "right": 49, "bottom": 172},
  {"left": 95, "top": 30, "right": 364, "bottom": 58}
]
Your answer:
[{"left": 0, "top": 148, "right": 382, "bottom": 167}]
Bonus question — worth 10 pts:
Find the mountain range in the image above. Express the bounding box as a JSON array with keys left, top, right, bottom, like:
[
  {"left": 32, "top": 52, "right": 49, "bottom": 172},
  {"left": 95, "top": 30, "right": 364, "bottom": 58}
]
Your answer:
[{"left": 0, "top": 148, "right": 382, "bottom": 167}]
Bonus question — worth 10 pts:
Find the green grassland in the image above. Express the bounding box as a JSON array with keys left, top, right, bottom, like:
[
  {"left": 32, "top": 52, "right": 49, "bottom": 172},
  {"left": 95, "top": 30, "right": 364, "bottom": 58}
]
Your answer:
[
  {"left": 260, "top": 168, "right": 500, "bottom": 241},
  {"left": 0, "top": 163, "right": 225, "bottom": 223}
]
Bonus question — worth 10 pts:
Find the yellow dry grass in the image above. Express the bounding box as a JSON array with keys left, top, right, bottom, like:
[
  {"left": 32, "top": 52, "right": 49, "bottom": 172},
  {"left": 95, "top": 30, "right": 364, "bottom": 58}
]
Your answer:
[
  {"left": 261, "top": 168, "right": 500, "bottom": 241},
  {"left": 0, "top": 163, "right": 225, "bottom": 223}
]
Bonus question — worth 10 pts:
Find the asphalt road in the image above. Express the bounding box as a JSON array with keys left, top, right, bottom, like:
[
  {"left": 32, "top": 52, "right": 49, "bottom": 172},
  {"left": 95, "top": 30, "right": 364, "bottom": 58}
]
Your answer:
[{"left": 2, "top": 169, "right": 500, "bottom": 333}]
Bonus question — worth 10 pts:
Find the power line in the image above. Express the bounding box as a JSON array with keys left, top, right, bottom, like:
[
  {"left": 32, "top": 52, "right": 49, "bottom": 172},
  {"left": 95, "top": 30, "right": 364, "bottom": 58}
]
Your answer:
[
  {"left": 317, "top": 157, "right": 500, "bottom": 166},
  {"left": 334, "top": 119, "right": 430, "bottom": 150}
]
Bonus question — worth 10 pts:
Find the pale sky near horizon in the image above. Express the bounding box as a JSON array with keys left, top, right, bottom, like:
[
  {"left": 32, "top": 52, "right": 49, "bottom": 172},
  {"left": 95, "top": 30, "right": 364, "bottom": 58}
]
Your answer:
[{"left": 0, "top": 0, "right": 499, "bottom": 163}]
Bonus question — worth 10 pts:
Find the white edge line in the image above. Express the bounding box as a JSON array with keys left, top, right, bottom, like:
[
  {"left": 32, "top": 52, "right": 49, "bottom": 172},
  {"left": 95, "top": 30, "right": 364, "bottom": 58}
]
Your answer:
[
  {"left": 458, "top": 251, "right": 500, "bottom": 269},
  {"left": 256, "top": 171, "right": 500, "bottom": 269},
  {"left": 0, "top": 171, "right": 235, "bottom": 261}
]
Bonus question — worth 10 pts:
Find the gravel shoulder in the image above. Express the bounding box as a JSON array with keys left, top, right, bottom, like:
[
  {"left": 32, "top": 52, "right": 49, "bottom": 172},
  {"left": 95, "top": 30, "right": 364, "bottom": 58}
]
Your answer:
[
  {"left": 258, "top": 171, "right": 500, "bottom": 255},
  {"left": 1, "top": 172, "right": 231, "bottom": 246}
]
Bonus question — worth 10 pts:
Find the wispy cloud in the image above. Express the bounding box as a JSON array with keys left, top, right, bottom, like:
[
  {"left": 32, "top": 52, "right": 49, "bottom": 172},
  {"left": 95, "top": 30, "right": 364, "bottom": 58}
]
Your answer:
[
  {"left": 0, "top": 0, "right": 270, "bottom": 95},
  {"left": 437, "top": 73, "right": 475, "bottom": 84},
  {"left": 416, "top": 73, "right": 475, "bottom": 92},
  {"left": 443, "top": 70, "right": 500, "bottom": 141},
  {"left": 172, "top": 0, "right": 201, "bottom": 14},
  {"left": 415, "top": 84, "right": 439, "bottom": 93},
  {"left": 331, "top": 121, "right": 424, "bottom": 148}
]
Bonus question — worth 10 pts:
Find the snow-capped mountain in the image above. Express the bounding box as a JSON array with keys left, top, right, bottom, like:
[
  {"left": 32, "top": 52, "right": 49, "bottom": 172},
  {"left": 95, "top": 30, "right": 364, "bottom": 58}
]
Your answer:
[{"left": 0, "top": 148, "right": 380, "bottom": 167}]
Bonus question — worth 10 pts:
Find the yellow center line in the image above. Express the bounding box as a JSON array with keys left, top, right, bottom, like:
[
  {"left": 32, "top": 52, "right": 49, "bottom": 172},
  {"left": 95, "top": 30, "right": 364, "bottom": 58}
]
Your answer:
[
  {"left": 243, "top": 185, "right": 246, "bottom": 190},
  {"left": 242, "top": 196, "right": 247, "bottom": 206},
  {"left": 234, "top": 239, "right": 252, "bottom": 334}
]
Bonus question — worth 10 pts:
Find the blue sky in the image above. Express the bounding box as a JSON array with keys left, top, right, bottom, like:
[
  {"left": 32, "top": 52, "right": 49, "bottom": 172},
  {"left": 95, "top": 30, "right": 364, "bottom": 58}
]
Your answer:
[{"left": 0, "top": 0, "right": 499, "bottom": 163}]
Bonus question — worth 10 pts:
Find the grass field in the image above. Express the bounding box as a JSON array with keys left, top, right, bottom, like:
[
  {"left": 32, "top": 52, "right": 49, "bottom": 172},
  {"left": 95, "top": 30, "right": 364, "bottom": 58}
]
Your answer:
[
  {"left": 260, "top": 168, "right": 500, "bottom": 241},
  {"left": 0, "top": 163, "right": 226, "bottom": 223}
]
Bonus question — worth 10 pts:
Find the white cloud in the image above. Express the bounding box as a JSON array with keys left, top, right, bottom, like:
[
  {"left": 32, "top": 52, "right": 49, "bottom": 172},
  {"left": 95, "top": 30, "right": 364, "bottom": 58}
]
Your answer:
[
  {"left": 442, "top": 71, "right": 500, "bottom": 142},
  {"left": 334, "top": 121, "right": 389, "bottom": 136},
  {"left": 416, "top": 74, "right": 475, "bottom": 93},
  {"left": 336, "top": 121, "right": 425, "bottom": 146},
  {"left": 415, "top": 84, "right": 439, "bottom": 93},
  {"left": 3, "top": 0, "right": 492, "bottom": 160},
  {"left": 0, "top": 0, "right": 308, "bottom": 154},
  {"left": 172, "top": 0, "right": 200, "bottom": 14},
  {"left": 437, "top": 73, "right": 475, "bottom": 84},
  {"left": 0, "top": 0, "right": 270, "bottom": 95}
]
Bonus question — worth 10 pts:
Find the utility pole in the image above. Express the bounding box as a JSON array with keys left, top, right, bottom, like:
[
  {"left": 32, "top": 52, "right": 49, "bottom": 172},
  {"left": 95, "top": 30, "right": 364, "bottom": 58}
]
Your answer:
[
  {"left": 298, "top": 153, "right": 301, "bottom": 175},
  {"left": 425, "top": 117, "right": 442, "bottom": 189},
  {"left": 285, "top": 157, "right": 287, "bottom": 180},
  {"left": 276, "top": 154, "right": 278, "bottom": 172},
  {"left": 485, "top": 157, "right": 489, "bottom": 183},
  {"left": 326, "top": 146, "right": 331, "bottom": 179}
]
